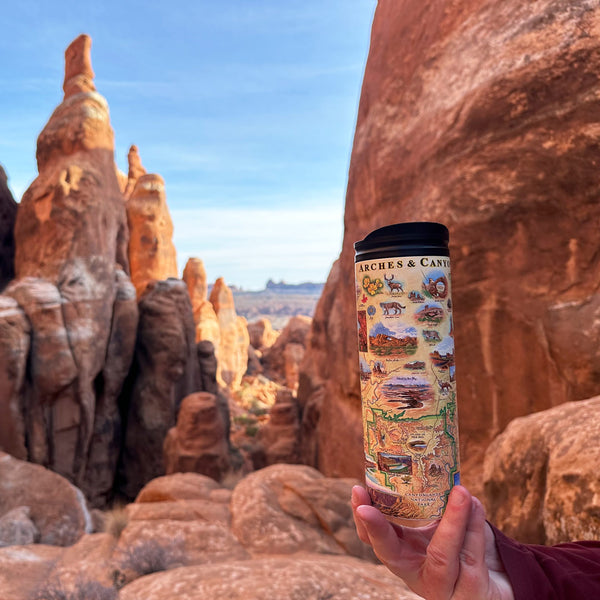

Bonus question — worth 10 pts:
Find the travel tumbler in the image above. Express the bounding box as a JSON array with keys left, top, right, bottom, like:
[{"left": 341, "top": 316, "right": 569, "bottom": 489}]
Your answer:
[{"left": 354, "top": 222, "right": 460, "bottom": 526}]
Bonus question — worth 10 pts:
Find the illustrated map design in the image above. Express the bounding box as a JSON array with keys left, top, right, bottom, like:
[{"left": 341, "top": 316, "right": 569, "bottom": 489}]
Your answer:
[{"left": 355, "top": 257, "right": 460, "bottom": 522}]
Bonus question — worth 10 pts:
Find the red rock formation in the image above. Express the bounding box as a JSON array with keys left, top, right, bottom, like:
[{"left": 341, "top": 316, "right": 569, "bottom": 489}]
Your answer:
[
  {"left": 131, "top": 473, "right": 232, "bottom": 525},
  {"left": 0, "top": 544, "right": 63, "bottom": 600},
  {"left": 230, "top": 464, "right": 373, "bottom": 561},
  {"left": 209, "top": 277, "right": 249, "bottom": 389},
  {"left": 81, "top": 268, "right": 138, "bottom": 507},
  {"left": 5, "top": 278, "right": 80, "bottom": 473},
  {"left": 0, "top": 452, "right": 92, "bottom": 546},
  {"left": 484, "top": 396, "right": 600, "bottom": 545},
  {"left": 259, "top": 389, "right": 301, "bottom": 466},
  {"left": 247, "top": 317, "right": 279, "bottom": 351},
  {"left": 118, "top": 555, "right": 419, "bottom": 600},
  {"left": 7, "top": 34, "right": 132, "bottom": 493},
  {"left": 0, "top": 296, "right": 29, "bottom": 460},
  {"left": 0, "top": 463, "right": 426, "bottom": 600},
  {"left": 0, "top": 165, "right": 16, "bottom": 291},
  {"left": 135, "top": 472, "right": 225, "bottom": 503},
  {"left": 262, "top": 315, "right": 311, "bottom": 389},
  {"left": 0, "top": 506, "right": 39, "bottom": 547},
  {"left": 182, "top": 257, "right": 220, "bottom": 346},
  {"left": 123, "top": 144, "right": 146, "bottom": 199},
  {"left": 163, "top": 392, "right": 232, "bottom": 482},
  {"left": 126, "top": 147, "right": 178, "bottom": 297},
  {"left": 298, "top": 1, "right": 600, "bottom": 492},
  {"left": 117, "top": 279, "right": 199, "bottom": 501}
]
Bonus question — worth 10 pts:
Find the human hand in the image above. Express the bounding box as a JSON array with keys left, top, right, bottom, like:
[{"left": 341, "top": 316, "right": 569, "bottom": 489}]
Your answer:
[{"left": 351, "top": 485, "right": 514, "bottom": 600}]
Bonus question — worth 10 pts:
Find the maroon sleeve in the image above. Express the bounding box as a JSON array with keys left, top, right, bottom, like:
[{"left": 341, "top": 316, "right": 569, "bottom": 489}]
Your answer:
[{"left": 491, "top": 524, "right": 600, "bottom": 600}]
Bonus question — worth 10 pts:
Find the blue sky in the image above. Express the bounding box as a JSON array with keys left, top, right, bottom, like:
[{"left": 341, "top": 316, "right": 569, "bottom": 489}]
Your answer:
[{"left": 0, "top": 1, "right": 375, "bottom": 290}]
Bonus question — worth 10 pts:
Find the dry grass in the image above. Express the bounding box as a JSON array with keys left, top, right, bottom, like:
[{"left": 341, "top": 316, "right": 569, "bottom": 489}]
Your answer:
[{"left": 103, "top": 504, "right": 129, "bottom": 540}]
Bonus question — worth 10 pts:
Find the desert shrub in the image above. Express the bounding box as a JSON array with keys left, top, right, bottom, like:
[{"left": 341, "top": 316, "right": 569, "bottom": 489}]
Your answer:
[
  {"left": 119, "top": 536, "right": 185, "bottom": 576},
  {"left": 30, "top": 578, "right": 117, "bottom": 600}
]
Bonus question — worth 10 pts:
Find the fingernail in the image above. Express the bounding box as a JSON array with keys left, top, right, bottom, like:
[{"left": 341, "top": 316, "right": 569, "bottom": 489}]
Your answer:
[
  {"left": 451, "top": 486, "right": 467, "bottom": 505},
  {"left": 356, "top": 505, "right": 370, "bottom": 523},
  {"left": 351, "top": 485, "right": 361, "bottom": 504}
]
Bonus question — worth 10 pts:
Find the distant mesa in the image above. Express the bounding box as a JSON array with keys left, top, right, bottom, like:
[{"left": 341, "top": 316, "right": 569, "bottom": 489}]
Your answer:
[{"left": 264, "top": 279, "right": 325, "bottom": 295}]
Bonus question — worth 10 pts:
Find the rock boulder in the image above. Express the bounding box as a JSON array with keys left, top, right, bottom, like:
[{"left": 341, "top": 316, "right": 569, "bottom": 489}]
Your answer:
[
  {"left": 118, "top": 554, "right": 420, "bottom": 600},
  {"left": 163, "top": 392, "right": 232, "bottom": 482},
  {"left": 0, "top": 452, "right": 91, "bottom": 546},
  {"left": 484, "top": 396, "right": 600, "bottom": 545},
  {"left": 230, "top": 464, "right": 373, "bottom": 561}
]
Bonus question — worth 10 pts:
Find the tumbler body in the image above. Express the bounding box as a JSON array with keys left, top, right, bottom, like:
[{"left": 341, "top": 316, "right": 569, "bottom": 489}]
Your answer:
[{"left": 354, "top": 222, "right": 460, "bottom": 526}]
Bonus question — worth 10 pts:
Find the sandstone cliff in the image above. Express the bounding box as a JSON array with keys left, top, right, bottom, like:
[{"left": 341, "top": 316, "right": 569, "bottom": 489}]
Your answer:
[{"left": 298, "top": 0, "right": 600, "bottom": 492}]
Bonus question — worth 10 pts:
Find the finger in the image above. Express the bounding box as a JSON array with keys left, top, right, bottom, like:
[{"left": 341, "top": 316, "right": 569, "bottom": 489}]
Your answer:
[
  {"left": 422, "top": 486, "right": 472, "bottom": 598},
  {"left": 351, "top": 486, "right": 372, "bottom": 544},
  {"left": 351, "top": 484, "right": 372, "bottom": 508},
  {"left": 453, "top": 496, "right": 488, "bottom": 598},
  {"left": 355, "top": 504, "right": 408, "bottom": 577}
]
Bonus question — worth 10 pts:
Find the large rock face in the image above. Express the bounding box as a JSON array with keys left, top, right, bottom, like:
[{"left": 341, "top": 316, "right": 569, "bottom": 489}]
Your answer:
[
  {"left": 1, "top": 35, "right": 134, "bottom": 495},
  {"left": 118, "top": 279, "right": 199, "bottom": 501},
  {"left": 484, "top": 396, "right": 600, "bottom": 545},
  {"left": 298, "top": 1, "right": 600, "bottom": 491},
  {"left": 126, "top": 148, "right": 178, "bottom": 298},
  {"left": 0, "top": 165, "right": 16, "bottom": 292}
]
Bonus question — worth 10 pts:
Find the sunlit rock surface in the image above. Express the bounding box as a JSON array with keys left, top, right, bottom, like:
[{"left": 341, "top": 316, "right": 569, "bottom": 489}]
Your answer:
[{"left": 298, "top": 0, "right": 600, "bottom": 492}]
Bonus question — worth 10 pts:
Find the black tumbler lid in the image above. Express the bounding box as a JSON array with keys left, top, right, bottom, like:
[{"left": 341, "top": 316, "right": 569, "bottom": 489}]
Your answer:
[{"left": 354, "top": 222, "right": 449, "bottom": 260}]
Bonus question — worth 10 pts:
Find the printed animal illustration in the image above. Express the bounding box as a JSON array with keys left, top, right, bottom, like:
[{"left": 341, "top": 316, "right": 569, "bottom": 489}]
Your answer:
[
  {"left": 422, "top": 329, "right": 441, "bottom": 342},
  {"left": 384, "top": 274, "right": 404, "bottom": 294},
  {"left": 380, "top": 301, "right": 406, "bottom": 315},
  {"left": 438, "top": 381, "right": 452, "bottom": 394}
]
